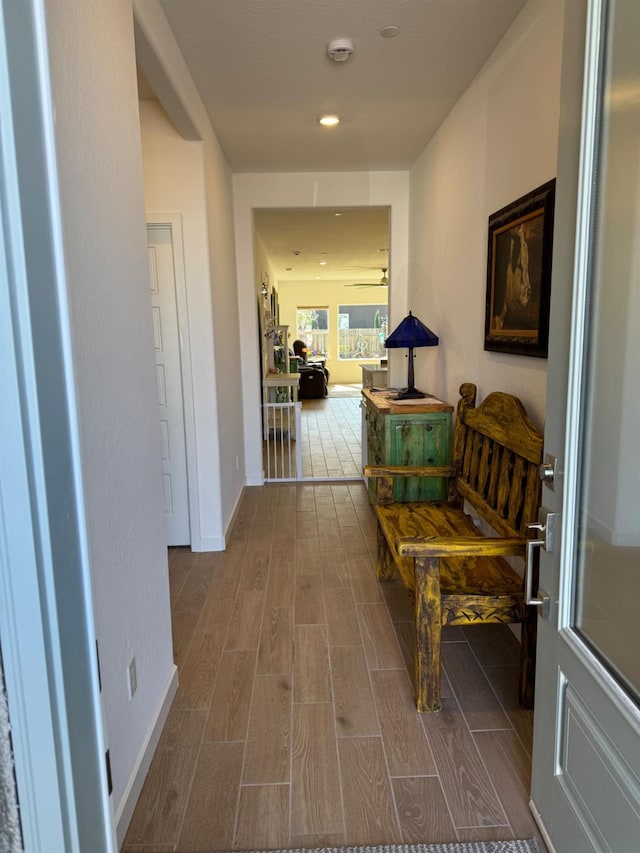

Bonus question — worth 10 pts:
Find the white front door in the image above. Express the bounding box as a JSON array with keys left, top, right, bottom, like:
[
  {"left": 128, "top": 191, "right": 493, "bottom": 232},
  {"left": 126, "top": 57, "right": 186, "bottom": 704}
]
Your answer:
[
  {"left": 147, "top": 224, "right": 190, "bottom": 546},
  {"left": 530, "top": 1, "right": 640, "bottom": 849}
]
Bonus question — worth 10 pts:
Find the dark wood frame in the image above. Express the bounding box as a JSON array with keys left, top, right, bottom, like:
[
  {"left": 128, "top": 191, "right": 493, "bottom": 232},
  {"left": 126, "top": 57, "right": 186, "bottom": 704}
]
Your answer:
[{"left": 484, "top": 179, "right": 556, "bottom": 358}]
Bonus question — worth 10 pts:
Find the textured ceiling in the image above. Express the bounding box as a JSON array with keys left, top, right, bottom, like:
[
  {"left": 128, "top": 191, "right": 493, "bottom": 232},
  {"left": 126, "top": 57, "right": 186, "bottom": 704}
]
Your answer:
[
  {"left": 253, "top": 207, "right": 390, "bottom": 285},
  {"left": 147, "top": 1, "right": 527, "bottom": 283},
  {"left": 158, "top": 0, "right": 527, "bottom": 173}
]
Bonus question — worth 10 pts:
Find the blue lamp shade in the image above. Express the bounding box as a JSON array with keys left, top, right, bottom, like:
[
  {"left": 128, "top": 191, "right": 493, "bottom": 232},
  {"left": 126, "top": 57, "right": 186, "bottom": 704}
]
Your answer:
[
  {"left": 384, "top": 311, "right": 439, "bottom": 400},
  {"left": 384, "top": 311, "right": 439, "bottom": 349}
]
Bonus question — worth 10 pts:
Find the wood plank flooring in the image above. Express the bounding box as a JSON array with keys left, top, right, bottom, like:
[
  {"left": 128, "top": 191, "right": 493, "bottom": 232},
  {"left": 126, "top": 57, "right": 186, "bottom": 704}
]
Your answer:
[
  {"left": 300, "top": 395, "right": 362, "bottom": 479},
  {"left": 263, "top": 394, "right": 362, "bottom": 482},
  {"left": 123, "top": 482, "right": 546, "bottom": 852}
]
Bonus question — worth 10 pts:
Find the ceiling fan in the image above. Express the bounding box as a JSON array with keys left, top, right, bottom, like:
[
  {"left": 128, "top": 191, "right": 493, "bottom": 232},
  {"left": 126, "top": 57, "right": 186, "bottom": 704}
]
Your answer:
[{"left": 346, "top": 268, "right": 389, "bottom": 288}]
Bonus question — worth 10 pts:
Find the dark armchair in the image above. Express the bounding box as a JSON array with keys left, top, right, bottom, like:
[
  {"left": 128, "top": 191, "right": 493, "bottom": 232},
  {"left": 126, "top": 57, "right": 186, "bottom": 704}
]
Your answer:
[{"left": 292, "top": 339, "right": 329, "bottom": 398}]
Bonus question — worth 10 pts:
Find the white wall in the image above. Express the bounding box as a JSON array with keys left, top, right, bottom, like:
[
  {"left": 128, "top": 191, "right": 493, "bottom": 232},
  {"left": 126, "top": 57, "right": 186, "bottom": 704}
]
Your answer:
[
  {"left": 233, "top": 171, "right": 410, "bottom": 484},
  {"left": 42, "top": 0, "right": 245, "bottom": 837},
  {"left": 135, "top": 1, "right": 245, "bottom": 543},
  {"left": 254, "top": 231, "right": 279, "bottom": 300},
  {"left": 253, "top": 231, "right": 280, "bottom": 377},
  {"left": 277, "top": 279, "right": 388, "bottom": 384},
  {"left": 44, "top": 0, "right": 175, "bottom": 819},
  {"left": 408, "top": 0, "right": 565, "bottom": 428},
  {"left": 139, "top": 100, "right": 224, "bottom": 550},
  {"left": 201, "top": 135, "right": 245, "bottom": 532}
]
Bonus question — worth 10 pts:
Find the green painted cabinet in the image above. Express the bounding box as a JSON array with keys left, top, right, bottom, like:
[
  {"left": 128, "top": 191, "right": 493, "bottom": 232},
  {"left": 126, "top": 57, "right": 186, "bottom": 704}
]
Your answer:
[{"left": 362, "top": 390, "right": 453, "bottom": 502}]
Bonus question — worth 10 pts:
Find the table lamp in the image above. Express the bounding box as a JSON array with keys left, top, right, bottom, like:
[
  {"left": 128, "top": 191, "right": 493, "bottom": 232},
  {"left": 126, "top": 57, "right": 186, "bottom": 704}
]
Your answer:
[{"left": 384, "top": 311, "right": 439, "bottom": 400}]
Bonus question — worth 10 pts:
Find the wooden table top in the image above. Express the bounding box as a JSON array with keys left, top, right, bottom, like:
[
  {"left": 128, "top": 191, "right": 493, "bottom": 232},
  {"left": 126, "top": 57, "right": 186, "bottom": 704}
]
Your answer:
[{"left": 361, "top": 388, "right": 453, "bottom": 415}]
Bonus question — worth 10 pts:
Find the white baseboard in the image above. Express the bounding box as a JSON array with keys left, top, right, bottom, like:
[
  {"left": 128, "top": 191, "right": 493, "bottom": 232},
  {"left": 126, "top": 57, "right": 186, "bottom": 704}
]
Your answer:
[
  {"left": 530, "top": 797, "right": 557, "bottom": 852},
  {"left": 114, "top": 664, "right": 178, "bottom": 848},
  {"left": 612, "top": 529, "right": 640, "bottom": 546},
  {"left": 587, "top": 513, "right": 614, "bottom": 544},
  {"left": 191, "top": 534, "right": 225, "bottom": 552},
  {"left": 584, "top": 513, "right": 640, "bottom": 547},
  {"left": 222, "top": 487, "right": 246, "bottom": 544},
  {"left": 189, "top": 488, "right": 247, "bottom": 551}
]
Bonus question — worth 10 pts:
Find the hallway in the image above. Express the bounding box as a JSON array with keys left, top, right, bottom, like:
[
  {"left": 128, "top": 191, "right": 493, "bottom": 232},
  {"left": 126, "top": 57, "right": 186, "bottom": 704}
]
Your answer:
[
  {"left": 300, "top": 391, "right": 362, "bottom": 480},
  {"left": 263, "top": 390, "right": 362, "bottom": 482},
  {"left": 123, "top": 483, "right": 545, "bottom": 851}
]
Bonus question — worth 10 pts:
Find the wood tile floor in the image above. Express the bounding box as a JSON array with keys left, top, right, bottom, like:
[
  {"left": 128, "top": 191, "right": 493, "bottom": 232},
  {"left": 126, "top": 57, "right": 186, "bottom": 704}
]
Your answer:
[
  {"left": 262, "top": 392, "right": 362, "bottom": 482},
  {"left": 300, "top": 394, "right": 362, "bottom": 479},
  {"left": 123, "top": 483, "right": 546, "bottom": 852}
]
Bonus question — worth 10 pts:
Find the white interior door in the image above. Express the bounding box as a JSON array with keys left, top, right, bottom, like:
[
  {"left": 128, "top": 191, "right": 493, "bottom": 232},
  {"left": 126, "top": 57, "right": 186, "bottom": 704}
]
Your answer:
[
  {"left": 147, "top": 224, "right": 190, "bottom": 546},
  {"left": 530, "top": 1, "right": 640, "bottom": 849}
]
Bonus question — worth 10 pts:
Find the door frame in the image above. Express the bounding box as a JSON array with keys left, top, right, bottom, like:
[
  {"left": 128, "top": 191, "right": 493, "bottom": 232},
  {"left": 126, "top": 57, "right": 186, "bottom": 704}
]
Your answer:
[
  {"left": 530, "top": 0, "right": 640, "bottom": 848},
  {"left": 146, "top": 213, "right": 201, "bottom": 549},
  {"left": 0, "top": 0, "right": 114, "bottom": 848}
]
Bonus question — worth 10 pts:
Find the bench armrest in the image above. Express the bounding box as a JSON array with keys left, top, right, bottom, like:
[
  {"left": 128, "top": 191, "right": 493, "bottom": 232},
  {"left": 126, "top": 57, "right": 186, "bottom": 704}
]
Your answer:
[
  {"left": 364, "top": 465, "right": 456, "bottom": 478},
  {"left": 397, "top": 536, "right": 525, "bottom": 558}
]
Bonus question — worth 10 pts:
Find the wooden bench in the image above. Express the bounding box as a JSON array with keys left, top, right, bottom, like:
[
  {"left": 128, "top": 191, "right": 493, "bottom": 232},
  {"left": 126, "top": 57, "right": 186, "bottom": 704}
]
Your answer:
[{"left": 364, "top": 382, "right": 543, "bottom": 712}]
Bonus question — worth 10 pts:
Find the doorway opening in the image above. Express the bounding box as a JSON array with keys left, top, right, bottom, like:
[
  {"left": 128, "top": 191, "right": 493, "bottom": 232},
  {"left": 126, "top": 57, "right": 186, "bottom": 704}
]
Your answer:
[{"left": 253, "top": 206, "right": 390, "bottom": 482}]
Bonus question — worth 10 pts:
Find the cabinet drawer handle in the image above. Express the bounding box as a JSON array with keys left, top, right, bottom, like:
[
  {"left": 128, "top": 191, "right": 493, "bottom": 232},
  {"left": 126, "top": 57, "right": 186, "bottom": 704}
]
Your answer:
[
  {"left": 427, "top": 457, "right": 434, "bottom": 464},
  {"left": 425, "top": 424, "right": 433, "bottom": 432}
]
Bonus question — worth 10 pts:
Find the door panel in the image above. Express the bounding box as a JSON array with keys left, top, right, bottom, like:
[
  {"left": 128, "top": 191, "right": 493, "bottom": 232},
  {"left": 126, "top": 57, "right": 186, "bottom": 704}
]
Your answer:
[
  {"left": 147, "top": 225, "right": 190, "bottom": 546},
  {"left": 531, "top": 1, "right": 640, "bottom": 849},
  {"left": 390, "top": 416, "right": 450, "bottom": 501}
]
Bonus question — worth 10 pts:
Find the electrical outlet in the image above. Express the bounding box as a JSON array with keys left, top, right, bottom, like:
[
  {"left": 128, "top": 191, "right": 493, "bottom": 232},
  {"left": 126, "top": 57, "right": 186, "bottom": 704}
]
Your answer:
[{"left": 127, "top": 657, "right": 137, "bottom": 700}]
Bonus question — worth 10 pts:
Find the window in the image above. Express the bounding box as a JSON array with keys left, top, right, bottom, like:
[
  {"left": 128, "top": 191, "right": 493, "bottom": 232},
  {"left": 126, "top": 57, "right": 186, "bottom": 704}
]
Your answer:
[
  {"left": 295, "top": 307, "right": 329, "bottom": 357},
  {"left": 338, "top": 304, "right": 388, "bottom": 360}
]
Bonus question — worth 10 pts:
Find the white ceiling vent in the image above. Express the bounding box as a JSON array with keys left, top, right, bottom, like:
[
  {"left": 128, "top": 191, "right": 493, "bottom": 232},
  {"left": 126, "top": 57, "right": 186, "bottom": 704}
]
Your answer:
[{"left": 327, "top": 37, "right": 354, "bottom": 62}]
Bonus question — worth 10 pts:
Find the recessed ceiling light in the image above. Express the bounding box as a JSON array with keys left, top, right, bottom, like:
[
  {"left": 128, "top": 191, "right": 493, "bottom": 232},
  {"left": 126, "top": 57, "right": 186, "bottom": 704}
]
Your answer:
[
  {"left": 380, "top": 25, "right": 400, "bottom": 38},
  {"left": 314, "top": 276, "right": 321, "bottom": 280},
  {"left": 334, "top": 212, "right": 343, "bottom": 217},
  {"left": 319, "top": 115, "right": 340, "bottom": 127},
  {"left": 319, "top": 260, "right": 327, "bottom": 266}
]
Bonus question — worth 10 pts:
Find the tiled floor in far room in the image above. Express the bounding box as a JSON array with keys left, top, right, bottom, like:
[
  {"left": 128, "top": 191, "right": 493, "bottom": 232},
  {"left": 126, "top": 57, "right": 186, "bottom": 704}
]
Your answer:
[
  {"left": 123, "top": 482, "right": 547, "bottom": 852},
  {"left": 300, "top": 389, "right": 362, "bottom": 479}
]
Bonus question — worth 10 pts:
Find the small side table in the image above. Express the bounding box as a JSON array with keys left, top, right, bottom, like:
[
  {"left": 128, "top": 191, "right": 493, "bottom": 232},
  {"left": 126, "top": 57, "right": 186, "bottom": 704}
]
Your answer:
[{"left": 361, "top": 388, "right": 453, "bottom": 502}]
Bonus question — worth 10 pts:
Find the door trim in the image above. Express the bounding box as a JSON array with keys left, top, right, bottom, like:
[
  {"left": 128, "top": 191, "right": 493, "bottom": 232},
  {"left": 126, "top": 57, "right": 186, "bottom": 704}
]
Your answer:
[
  {"left": 558, "top": 0, "right": 640, "bottom": 726},
  {"left": 558, "top": 0, "right": 607, "bottom": 632},
  {"left": 531, "top": 1, "right": 640, "bottom": 847},
  {"left": 146, "top": 213, "right": 201, "bottom": 549},
  {"left": 0, "top": 1, "right": 114, "bottom": 848}
]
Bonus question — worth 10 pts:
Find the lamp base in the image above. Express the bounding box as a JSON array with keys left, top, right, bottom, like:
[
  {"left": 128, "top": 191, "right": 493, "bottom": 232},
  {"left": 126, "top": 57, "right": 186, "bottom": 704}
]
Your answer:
[{"left": 395, "top": 387, "right": 427, "bottom": 400}]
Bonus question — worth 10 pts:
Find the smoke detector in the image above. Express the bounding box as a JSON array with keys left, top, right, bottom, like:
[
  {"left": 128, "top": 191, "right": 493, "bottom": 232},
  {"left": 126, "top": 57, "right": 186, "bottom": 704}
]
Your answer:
[{"left": 327, "top": 37, "right": 354, "bottom": 62}]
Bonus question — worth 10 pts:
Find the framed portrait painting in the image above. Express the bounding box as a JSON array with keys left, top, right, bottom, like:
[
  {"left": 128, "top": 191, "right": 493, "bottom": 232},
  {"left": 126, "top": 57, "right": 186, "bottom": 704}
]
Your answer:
[{"left": 484, "top": 179, "right": 556, "bottom": 358}]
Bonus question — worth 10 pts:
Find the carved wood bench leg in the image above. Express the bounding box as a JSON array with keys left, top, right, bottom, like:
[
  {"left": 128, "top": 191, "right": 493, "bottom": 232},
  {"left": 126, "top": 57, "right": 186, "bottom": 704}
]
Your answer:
[
  {"left": 414, "top": 556, "right": 442, "bottom": 712},
  {"left": 519, "top": 604, "right": 537, "bottom": 709},
  {"left": 376, "top": 525, "right": 395, "bottom": 581}
]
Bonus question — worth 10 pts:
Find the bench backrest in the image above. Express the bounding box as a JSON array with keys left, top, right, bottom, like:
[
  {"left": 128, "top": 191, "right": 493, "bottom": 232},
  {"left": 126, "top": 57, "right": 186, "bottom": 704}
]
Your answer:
[{"left": 451, "top": 383, "right": 543, "bottom": 538}]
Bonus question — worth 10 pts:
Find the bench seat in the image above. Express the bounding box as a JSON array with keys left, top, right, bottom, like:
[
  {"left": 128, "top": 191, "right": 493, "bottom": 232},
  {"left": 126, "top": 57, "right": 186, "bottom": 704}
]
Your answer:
[
  {"left": 365, "top": 382, "right": 543, "bottom": 712},
  {"left": 376, "top": 500, "right": 524, "bottom": 598}
]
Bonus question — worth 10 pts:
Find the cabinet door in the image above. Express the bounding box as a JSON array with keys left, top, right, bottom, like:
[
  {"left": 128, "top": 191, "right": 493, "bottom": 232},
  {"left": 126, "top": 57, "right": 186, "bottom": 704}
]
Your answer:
[
  {"left": 389, "top": 415, "right": 450, "bottom": 501},
  {"left": 367, "top": 408, "right": 386, "bottom": 465},
  {"left": 365, "top": 406, "right": 385, "bottom": 502}
]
